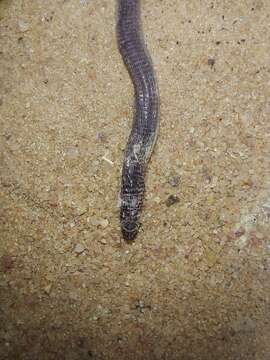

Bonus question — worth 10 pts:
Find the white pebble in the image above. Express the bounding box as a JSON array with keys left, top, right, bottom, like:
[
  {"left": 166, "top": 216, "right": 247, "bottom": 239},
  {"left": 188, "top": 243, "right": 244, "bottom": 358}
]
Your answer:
[
  {"left": 74, "top": 243, "right": 85, "bottom": 254},
  {"left": 18, "top": 20, "right": 30, "bottom": 32}
]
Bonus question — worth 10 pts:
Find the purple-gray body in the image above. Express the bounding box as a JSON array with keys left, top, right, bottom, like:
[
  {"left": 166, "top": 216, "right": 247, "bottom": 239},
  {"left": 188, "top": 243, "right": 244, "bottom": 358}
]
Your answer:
[{"left": 117, "top": 0, "right": 160, "bottom": 241}]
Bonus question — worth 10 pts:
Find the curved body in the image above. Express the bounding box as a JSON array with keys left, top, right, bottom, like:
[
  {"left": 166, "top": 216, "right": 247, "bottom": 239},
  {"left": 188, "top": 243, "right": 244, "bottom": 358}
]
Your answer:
[{"left": 117, "top": 0, "right": 160, "bottom": 241}]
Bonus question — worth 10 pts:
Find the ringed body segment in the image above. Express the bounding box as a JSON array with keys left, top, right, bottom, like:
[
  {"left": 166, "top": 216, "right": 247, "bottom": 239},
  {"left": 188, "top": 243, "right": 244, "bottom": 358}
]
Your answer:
[{"left": 117, "top": 0, "right": 160, "bottom": 241}]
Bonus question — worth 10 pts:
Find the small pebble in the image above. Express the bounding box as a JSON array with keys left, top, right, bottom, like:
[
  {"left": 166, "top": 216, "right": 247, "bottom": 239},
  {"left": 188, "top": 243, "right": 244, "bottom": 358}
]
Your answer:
[
  {"left": 231, "top": 316, "right": 256, "bottom": 333},
  {"left": 91, "top": 218, "right": 109, "bottom": 228},
  {"left": 44, "top": 283, "right": 52, "bottom": 295},
  {"left": 135, "top": 299, "right": 151, "bottom": 313},
  {"left": 74, "top": 205, "right": 88, "bottom": 216},
  {"left": 66, "top": 146, "right": 79, "bottom": 158},
  {"left": 1, "top": 255, "right": 14, "bottom": 272},
  {"left": 98, "top": 218, "right": 109, "bottom": 228},
  {"left": 18, "top": 20, "right": 30, "bottom": 32},
  {"left": 165, "top": 195, "right": 180, "bottom": 207},
  {"left": 235, "top": 235, "right": 248, "bottom": 249},
  {"left": 4, "top": 133, "right": 12, "bottom": 140},
  {"left": 208, "top": 58, "right": 215, "bottom": 67},
  {"left": 69, "top": 291, "right": 79, "bottom": 301},
  {"left": 168, "top": 176, "right": 180, "bottom": 187},
  {"left": 99, "top": 238, "right": 107, "bottom": 245},
  {"left": 74, "top": 243, "right": 85, "bottom": 254},
  {"left": 153, "top": 196, "right": 161, "bottom": 204},
  {"left": 97, "top": 132, "right": 107, "bottom": 142}
]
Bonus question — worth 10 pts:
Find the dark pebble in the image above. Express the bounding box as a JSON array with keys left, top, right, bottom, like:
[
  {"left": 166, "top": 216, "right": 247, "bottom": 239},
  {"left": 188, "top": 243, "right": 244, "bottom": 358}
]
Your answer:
[
  {"left": 4, "top": 133, "right": 12, "bottom": 140},
  {"left": 1, "top": 254, "right": 14, "bottom": 272},
  {"left": 165, "top": 195, "right": 180, "bottom": 207},
  {"left": 208, "top": 58, "right": 215, "bottom": 67}
]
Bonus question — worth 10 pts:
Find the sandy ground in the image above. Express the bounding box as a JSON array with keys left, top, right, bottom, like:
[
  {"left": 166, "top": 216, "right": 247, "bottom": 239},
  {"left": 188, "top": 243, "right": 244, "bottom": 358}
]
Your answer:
[{"left": 0, "top": 0, "right": 270, "bottom": 359}]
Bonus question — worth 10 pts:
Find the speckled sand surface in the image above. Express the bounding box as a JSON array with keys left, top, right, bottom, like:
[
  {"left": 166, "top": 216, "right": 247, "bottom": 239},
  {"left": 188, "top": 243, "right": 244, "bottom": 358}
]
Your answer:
[{"left": 0, "top": 0, "right": 270, "bottom": 359}]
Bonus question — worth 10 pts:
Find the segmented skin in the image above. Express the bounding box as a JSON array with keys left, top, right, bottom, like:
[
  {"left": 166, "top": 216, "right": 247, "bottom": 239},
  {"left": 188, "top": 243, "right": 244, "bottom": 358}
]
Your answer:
[{"left": 117, "top": 0, "right": 160, "bottom": 241}]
